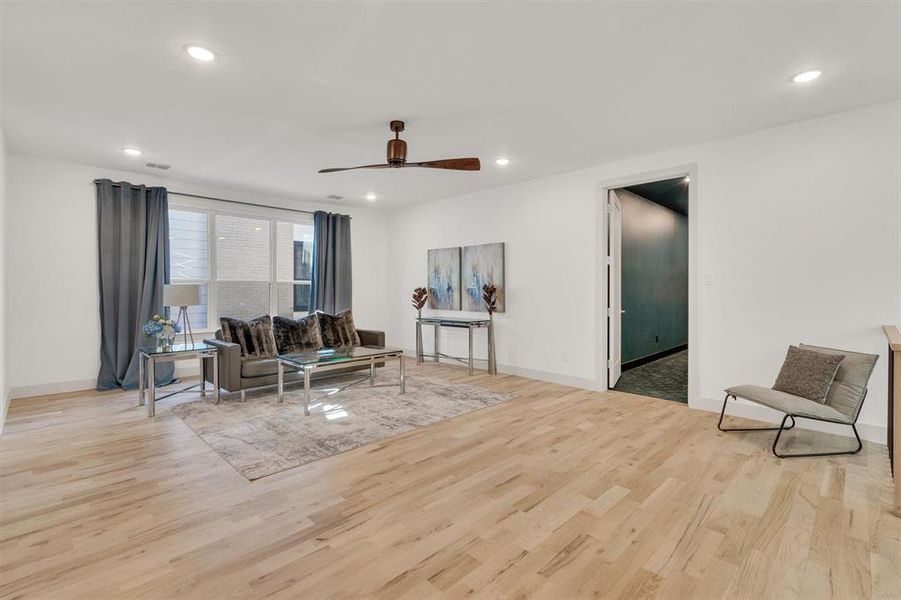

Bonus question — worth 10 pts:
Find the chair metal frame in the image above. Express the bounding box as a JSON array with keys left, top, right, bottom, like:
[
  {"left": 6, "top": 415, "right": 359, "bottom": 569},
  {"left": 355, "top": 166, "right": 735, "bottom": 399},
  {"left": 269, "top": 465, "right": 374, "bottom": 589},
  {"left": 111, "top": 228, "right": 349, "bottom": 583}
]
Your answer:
[{"left": 717, "top": 392, "right": 864, "bottom": 458}]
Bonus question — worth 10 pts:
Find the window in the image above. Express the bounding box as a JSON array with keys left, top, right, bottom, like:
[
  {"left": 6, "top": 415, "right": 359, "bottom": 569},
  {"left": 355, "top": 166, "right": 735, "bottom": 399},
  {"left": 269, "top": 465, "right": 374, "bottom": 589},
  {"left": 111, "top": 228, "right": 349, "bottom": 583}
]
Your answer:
[
  {"left": 168, "top": 205, "right": 314, "bottom": 331},
  {"left": 168, "top": 209, "right": 209, "bottom": 330}
]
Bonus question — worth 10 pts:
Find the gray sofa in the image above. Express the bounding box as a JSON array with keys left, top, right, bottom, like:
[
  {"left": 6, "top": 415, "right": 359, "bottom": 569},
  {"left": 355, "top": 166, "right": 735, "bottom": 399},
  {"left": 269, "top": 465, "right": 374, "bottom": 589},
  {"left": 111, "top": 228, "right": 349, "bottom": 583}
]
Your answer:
[{"left": 202, "top": 328, "right": 386, "bottom": 400}]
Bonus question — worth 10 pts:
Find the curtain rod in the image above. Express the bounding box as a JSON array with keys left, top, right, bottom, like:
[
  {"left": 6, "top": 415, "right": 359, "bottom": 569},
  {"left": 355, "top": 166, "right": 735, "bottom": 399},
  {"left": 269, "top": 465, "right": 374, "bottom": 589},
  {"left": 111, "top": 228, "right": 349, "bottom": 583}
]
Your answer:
[{"left": 92, "top": 180, "right": 316, "bottom": 216}]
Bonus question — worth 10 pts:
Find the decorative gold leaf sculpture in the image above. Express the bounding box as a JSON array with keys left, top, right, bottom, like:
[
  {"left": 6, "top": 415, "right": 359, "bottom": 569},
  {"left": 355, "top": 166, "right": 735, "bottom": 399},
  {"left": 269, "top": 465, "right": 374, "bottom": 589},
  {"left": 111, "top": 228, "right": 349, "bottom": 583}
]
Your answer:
[
  {"left": 412, "top": 287, "right": 429, "bottom": 311},
  {"left": 482, "top": 284, "right": 498, "bottom": 314}
]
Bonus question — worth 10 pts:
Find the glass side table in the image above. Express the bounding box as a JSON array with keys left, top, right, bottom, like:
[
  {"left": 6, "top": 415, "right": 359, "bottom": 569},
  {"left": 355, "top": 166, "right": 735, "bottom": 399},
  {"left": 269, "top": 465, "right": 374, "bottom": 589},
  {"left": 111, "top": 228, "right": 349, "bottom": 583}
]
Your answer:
[{"left": 139, "top": 342, "right": 219, "bottom": 417}]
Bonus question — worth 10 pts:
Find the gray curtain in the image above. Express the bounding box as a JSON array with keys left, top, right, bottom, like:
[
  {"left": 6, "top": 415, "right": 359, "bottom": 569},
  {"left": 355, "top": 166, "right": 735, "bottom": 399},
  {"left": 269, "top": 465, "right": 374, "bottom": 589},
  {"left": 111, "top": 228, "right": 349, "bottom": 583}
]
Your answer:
[
  {"left": 310, "top": 211, "right": 353, "bottom": 314},
  {"left": 96, "top": 180, "right": 174, "bottom": 390}
]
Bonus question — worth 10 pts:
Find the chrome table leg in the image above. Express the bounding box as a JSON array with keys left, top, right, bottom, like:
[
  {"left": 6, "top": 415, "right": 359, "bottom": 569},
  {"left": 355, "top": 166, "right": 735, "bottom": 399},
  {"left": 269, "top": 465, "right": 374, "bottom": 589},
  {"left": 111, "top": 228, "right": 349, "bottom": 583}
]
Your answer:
[
  {"left": 304, "top": 367, "right": 312, "bottom": 416},
  {"left": 278, "top": 361, "right": 284, "bottom": 403},
  {"left": 434, "top": 324, "right": 440, "bottom": 363},
  {"left": 199, "top": 354, "right": 206, "bottom": 397},
  {"left": 147, "top": 357, "right": 156, "bottom": 417},
  {"left": 138, "top": 353, "right": 145, "bottom": 406},
  {"left": 212, "top": 351, "right": 220, "bottom": 404},
  {"left": 468, "top": 325, "right": 474, "bottom": 375},
  {"left": 400, "top": 354, "right": 406, "bottom": 394}
]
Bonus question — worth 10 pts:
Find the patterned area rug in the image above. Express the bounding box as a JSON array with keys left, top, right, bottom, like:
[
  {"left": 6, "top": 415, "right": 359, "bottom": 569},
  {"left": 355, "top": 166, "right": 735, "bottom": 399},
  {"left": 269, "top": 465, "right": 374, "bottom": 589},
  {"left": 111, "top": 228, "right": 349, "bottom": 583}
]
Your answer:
[
  {"left": 614, "top": 349, "right": 688, "bottom": 403},
  {"left": 170, "top": 371, "right": 515, "bottom": 480}
]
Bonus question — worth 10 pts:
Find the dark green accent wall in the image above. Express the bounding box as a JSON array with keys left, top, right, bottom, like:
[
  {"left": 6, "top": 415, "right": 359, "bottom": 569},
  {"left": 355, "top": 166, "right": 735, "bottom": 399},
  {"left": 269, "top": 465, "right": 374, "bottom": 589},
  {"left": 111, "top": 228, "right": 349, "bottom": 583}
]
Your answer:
[{"left": 620, "top": 190, "right": 688, "bottom": 364}]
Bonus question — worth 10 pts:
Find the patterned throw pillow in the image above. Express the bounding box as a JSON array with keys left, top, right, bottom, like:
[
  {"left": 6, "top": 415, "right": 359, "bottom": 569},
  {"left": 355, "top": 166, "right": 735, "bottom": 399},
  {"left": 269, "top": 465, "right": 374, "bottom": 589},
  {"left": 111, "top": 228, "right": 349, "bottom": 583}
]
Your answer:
[
  {"left": 272, "top": 315, "right": 324, "bottom": 354},
  {"left": 219, "top": 315, "right": 278, "bottom": 360},
  {"left": 773, "top": 345, "right": 845, "bottom": 403},
  {"left": 315, "top": 310, "right": 361, "bottom": 348}
]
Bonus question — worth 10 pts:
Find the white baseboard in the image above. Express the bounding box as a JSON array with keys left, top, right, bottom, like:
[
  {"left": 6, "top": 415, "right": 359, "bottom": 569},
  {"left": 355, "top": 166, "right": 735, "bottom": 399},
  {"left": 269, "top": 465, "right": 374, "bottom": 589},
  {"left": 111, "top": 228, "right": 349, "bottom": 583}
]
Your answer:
[
  {"left": 9, "top": 356, "right": 888, "bottom": 446},
  {"left": 404, "top": 348, "right": 887, "bottom": 445},
  {"left": 400, "top": 347, "right": 605, "bottom": 392},
  {"left": 10, "top": 377, "right": 97, "bottom": 400},
  {"left": 10, "top": 363, "right": 201, "bottom": 400}
]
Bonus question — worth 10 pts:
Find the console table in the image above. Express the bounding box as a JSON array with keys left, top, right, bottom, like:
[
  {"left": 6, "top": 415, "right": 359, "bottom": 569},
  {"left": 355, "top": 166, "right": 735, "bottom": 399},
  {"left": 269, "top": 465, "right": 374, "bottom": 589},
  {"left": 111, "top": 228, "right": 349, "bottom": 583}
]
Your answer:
[{"left": 416, "top": 316, "right": 496, "bottom": 375}]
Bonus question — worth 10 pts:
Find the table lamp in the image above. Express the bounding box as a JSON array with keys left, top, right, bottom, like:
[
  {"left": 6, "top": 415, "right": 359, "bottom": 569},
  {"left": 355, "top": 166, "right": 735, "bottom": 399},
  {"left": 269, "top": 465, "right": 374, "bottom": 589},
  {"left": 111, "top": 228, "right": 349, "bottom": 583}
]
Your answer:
[{"left": 163, "top": 284, "right": 201, "bottom": 346}]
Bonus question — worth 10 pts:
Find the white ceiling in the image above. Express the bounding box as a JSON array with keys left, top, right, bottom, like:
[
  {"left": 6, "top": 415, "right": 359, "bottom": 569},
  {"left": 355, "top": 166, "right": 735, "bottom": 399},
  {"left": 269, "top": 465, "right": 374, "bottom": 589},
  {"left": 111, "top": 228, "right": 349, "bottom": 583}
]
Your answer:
[{"left": 2, "top": 2, "right": 898, "bottom": 209}]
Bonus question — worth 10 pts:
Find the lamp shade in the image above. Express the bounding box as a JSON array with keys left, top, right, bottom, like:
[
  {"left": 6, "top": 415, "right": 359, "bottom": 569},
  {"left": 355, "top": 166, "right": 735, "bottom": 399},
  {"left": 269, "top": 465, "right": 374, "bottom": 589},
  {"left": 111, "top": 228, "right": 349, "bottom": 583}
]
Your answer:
[{"left": 163, "top": 284, "right": 200, "bottom": 307}]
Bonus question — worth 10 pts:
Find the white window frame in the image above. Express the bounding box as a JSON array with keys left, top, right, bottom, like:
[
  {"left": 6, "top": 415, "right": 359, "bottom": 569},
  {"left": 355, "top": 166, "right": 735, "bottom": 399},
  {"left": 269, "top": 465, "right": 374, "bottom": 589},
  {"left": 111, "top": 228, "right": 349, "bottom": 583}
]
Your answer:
[{"left": 168, "top": 198, "right": 314, "bottom": 334}]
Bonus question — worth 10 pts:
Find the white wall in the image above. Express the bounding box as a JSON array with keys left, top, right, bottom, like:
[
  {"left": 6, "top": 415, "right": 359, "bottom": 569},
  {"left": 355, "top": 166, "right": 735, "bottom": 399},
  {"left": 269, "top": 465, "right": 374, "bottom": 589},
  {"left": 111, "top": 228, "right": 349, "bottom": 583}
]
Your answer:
[
  {"left": 387, "top": 101, "right": 901, "bottom": 443},
  {"left": 0, "top": 125, "right": 8, "bottom": 433},
  {"left": 5, "top": 155, "right": 390, "bottom": 398}
]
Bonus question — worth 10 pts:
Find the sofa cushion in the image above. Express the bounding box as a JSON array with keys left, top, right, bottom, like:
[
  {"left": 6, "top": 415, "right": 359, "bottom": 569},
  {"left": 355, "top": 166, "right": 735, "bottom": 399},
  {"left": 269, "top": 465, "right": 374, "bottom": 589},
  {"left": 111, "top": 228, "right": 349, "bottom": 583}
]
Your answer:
[
  {"left": 241, "top": 358, "right": 285, "bottom": 378},
  {"left": 273, "top": 314, "right": 323, "bottom": 354},
  {"left": 315, "top": 309, "right": 361, "bottom": 348},
  {"left": 725, "top": 384, "right": 853, "bottom": 424},
  {"left": 219, "top": 315, "right": 278, "bottom": 360},
  {"left": 799, "top": 343, "right": 878, "bottom": 421},
  {"left": 772, "top": 345, "right": 844, "bottom": 403}
]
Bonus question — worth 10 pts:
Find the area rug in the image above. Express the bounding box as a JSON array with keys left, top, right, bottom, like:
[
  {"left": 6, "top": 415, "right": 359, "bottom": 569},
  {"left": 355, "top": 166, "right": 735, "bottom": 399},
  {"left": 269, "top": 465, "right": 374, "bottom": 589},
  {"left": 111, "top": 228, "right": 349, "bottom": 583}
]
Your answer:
[{"left": 169, "top": 371, "right": 515, "bottom": 480}]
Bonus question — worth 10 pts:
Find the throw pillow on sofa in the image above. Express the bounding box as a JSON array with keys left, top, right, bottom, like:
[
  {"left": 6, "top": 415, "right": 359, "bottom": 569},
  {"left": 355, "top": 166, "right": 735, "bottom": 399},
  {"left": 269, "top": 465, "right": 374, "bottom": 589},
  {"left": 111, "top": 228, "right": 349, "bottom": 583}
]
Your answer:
[
  {"left": 220, "top": 315, "right": 278, "bottom": 360},
  {"left": 315, "top": 309, "right": 361, "bottom": 348},
  {"left": 273, "top": 314, "right": 324, "bottom": 354},
  {"left": 772, "top": 345, "right": 845, "bottom": 403}
]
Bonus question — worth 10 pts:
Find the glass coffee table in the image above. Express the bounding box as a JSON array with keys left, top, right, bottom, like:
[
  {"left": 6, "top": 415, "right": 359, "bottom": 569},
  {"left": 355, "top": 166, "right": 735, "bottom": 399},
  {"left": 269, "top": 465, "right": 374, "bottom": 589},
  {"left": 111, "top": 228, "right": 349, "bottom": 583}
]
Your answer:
[{"left": 276, "top": 346, "right": 405, "bottom": 415}]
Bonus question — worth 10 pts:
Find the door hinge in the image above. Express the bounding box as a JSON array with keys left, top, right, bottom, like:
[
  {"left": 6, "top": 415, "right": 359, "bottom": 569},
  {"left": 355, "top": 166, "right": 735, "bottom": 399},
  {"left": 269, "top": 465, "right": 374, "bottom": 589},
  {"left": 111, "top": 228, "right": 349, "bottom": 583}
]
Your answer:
[
  {"left": 607, "top": 359, "right": 613, "bottom": 369},
  {"left": 607, "top": 307, "right": 613, "bottom": 318},
  {"left": 606, "top": 256, "right": 613, "bottom": 266}
]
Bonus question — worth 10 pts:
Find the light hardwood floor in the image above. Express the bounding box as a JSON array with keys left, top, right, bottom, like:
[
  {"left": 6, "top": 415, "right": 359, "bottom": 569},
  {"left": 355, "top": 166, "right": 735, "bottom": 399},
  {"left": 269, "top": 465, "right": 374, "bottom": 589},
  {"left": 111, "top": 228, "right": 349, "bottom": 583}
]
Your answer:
[{"left": 1, "top": 360, "right": 899, "bottom": 599}]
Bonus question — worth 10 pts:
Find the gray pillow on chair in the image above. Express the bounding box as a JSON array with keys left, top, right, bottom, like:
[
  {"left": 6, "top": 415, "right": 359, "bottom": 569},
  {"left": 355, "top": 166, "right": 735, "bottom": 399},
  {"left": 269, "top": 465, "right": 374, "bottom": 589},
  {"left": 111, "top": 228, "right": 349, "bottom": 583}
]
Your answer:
[{"left": 773, "top": 345, "right": 845, "bottom": 403}]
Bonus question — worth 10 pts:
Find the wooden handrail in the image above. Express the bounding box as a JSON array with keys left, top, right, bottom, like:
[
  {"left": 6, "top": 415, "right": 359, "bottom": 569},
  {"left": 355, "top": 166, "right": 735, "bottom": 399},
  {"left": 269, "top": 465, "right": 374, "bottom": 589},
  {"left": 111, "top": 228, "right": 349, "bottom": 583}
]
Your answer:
[{"left": 882, "top": 325, "right": 901, "bottom": 517}]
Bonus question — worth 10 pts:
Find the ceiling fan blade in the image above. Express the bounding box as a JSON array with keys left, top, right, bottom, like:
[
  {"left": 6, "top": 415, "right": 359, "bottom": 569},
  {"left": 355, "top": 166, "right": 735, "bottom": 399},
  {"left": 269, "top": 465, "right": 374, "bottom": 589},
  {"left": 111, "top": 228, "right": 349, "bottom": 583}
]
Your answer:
[
  {"left": 409, "top": 158, "right": 481, "bottom": 171},
  {"left": 318, "top": 163, "right": 392, "bottom": 173}
]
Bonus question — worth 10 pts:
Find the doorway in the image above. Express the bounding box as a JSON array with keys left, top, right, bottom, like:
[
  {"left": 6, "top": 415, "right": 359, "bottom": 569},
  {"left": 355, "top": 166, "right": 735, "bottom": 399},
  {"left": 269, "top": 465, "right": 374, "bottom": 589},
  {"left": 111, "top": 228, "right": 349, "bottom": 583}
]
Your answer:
[{"left": 607, "top": 176, "right": 689, "bottom": 403}]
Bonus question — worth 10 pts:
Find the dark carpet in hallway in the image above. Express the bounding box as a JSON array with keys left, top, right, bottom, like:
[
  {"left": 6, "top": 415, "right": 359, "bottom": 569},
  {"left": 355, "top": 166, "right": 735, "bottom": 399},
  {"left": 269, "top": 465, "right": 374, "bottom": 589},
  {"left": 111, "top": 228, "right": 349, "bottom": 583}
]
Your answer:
[{"left": 614, "top": 349, "right": 687, "bottom": 403}]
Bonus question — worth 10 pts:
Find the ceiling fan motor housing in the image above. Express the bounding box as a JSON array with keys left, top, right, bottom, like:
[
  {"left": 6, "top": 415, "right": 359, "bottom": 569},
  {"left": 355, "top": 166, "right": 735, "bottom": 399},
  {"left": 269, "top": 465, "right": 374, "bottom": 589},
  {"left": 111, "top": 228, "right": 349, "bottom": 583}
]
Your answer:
[{"left": 387, "top": 138, "right": 407, "bottom": 166}]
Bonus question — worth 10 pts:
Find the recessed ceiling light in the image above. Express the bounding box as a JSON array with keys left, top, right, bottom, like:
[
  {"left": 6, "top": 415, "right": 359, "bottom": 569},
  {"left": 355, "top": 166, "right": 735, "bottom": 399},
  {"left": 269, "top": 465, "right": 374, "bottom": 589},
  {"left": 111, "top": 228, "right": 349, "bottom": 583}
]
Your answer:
[
  {"left": 185, "top": 45, "right": 216, "bottom": 62},
  {"left": 791, "top": 70, "right": 821, "bottom": 83},
  {"left": 494, "top": 157, "right": 510, "bottom": 167},
  {"left": 365, "top": 192, "right": 377, "bottom": 201},
  {"left": 122, "top": 147, "right": 142, "bottom": 157},
  {"left": 684, "top": 176, "right": 690, "bottom": 183}
]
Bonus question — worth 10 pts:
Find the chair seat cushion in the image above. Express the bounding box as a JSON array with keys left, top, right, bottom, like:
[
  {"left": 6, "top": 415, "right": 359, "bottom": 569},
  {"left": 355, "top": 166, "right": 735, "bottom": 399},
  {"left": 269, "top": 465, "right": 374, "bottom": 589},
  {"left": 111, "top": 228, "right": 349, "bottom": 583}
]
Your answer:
[
  {"left": 725, "top": 384, "right": 853, "bottom": 424},
  {"left": 241, "top": 358, "right": 284, "bottom": 378}
]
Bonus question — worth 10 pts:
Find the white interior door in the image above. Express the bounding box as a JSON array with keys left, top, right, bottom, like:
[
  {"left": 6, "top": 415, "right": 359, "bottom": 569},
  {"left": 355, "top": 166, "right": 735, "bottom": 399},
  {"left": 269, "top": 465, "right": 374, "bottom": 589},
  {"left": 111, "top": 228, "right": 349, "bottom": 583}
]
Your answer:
[{"left": 608, "top": 190, "right": 623, "bottom": 387}]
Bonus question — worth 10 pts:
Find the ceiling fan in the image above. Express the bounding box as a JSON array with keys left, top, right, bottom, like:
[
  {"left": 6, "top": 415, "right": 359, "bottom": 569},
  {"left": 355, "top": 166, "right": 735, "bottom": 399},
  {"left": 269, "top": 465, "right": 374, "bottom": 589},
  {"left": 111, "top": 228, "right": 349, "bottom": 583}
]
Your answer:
[{"left": 318, "top": 120, "right": 480, "bottom": 173}]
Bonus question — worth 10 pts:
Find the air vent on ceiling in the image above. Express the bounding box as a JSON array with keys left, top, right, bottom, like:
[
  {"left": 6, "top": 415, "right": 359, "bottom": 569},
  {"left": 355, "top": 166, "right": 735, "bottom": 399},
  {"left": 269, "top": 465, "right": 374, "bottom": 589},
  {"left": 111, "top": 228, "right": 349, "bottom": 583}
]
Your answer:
[
  {"left": 326, "top": 194, "right": 344, "bottom": 200},
  {"left": 145, "top": 162, "right": 171, "bottom": 170}
]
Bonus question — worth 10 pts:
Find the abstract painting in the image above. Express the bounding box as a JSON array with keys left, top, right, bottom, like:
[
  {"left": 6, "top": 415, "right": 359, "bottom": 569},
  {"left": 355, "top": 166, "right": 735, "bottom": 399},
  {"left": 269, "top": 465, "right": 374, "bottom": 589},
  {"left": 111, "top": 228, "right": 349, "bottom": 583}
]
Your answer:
[
  {"left": 427, "top": 247, "right": 461, "bottom": 310},
  {"left": 462, "top": 242, "right": 505, "bottom": 312}
]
